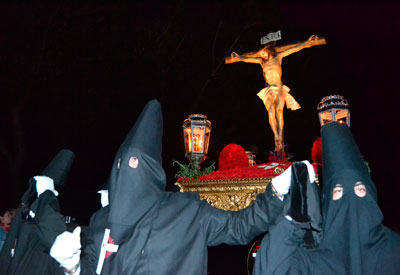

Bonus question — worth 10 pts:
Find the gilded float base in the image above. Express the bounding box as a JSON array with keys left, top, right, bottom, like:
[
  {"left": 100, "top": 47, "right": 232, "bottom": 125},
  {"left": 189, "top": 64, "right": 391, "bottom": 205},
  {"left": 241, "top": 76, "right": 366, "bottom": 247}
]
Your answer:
[{"left": 175, "top": 177, "right": 273, "bottom": 211}]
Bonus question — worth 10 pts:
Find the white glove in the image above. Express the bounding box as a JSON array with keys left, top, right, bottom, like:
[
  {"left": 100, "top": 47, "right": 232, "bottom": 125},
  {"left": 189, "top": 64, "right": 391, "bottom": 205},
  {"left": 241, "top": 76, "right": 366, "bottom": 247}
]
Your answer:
[
  {"left": 271, "top": 166, "right": 292, "bottom": 197},
  {"left": 97, "top": 190, "right": 109, "bottom": 207},
  {"left": 50, "top": 227, "right": 81, "bottom": 274},
  {"left": 34, "top": 176, "right": 58, "bottom": 197},
  {"left": 272, "top": 160, "right": 316, "bottom": 199}
]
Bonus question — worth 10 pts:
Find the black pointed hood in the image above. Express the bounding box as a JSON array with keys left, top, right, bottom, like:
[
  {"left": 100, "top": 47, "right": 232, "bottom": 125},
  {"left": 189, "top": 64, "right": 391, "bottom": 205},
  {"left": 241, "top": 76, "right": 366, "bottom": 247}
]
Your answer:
[
  {"left": 321, "top": 122, "right": 376, "bottom": 216},
  {"left": 117, "top": 100, "right": 163, "bottom": 166},
  {"left": 41, "top": 149, "right": 75, "bottom": 186},
  {"left": 102, "top": 100, "right": 166, "bottom": 273},
  {"left": 20, "top": 149, "right": 75, "bottom": 206},
  {"left": 108, "top": 99, "right": 165, "bottom": 210},
  {"left": 319, "top": 122, "right": 384, "bottom": 274}
]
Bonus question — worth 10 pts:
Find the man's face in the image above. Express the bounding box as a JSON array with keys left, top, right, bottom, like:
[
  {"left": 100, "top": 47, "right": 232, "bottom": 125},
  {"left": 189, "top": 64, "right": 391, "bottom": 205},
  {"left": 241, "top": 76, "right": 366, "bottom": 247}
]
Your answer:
[{"left": 0, "top": 211, "right": 12, "bottom": 225}]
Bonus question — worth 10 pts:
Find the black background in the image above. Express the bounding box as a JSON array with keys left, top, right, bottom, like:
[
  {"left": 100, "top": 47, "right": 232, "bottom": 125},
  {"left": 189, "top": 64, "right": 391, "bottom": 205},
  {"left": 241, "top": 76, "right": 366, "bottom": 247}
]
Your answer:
[{"left": 1, "top": 1, "right": 399, "bottom": 274}]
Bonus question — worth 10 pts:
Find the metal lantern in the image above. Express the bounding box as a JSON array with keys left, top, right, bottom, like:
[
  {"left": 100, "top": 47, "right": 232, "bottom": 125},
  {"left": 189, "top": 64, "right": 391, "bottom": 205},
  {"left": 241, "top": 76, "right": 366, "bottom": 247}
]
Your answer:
[
  {"left": 317, "top": 95, "right": 350, "bottom": 127},
  {"left": 182, "top": 114, "right": 212, "bottom": 163},
  {"left": 245, "top": 151, "right": 256, "bottom": 166}
]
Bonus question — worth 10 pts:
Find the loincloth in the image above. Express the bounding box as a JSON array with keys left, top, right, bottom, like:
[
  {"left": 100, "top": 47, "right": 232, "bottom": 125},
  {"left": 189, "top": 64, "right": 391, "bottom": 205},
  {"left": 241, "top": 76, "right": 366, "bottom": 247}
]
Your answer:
[{"left": 257, "top": 84, "right": 301, "bottom": 110}]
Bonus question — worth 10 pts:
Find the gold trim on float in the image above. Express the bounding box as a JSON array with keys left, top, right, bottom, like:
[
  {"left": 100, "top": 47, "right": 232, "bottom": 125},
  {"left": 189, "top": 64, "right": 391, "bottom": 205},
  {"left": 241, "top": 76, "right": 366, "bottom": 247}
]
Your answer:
[
  {"left": 175, "top": 174, "right": 319, "bottom": 211},
  {"left": 175, "top": 177, "right": 273, "bottom": 211}
]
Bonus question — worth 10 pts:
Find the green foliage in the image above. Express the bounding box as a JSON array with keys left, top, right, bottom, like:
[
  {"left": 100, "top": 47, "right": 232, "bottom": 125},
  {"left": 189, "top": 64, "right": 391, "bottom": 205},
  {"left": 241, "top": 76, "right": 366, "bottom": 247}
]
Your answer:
[
  {"left": 361, "top": 156, "right": 371, "bottom": 174},
  {"left": 172, "top": 160, "right": 215, "bottom": 180},
  {"left": 364, "top": 160, "right": 371, "bottom": 174}
]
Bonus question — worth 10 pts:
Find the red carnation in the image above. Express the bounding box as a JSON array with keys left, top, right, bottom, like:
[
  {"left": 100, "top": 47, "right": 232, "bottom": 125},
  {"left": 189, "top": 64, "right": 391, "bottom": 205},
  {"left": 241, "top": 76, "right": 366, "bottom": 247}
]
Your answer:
[
  {"left": 268, "top": 155, "right": 278, "bottom": 161},
  {"left": 311, "top": 137, "right": 322, "bottom": 165},
  {"left": 218, "top": 144, "right": 249, "bottom": 171}
]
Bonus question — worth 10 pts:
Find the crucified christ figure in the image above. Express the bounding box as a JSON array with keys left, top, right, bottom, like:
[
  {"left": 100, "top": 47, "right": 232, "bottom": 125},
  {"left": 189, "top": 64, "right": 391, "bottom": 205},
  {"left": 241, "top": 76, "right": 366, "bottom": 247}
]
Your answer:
[{"left": 226, "top": 35, "right": 326, "bottom": 152}]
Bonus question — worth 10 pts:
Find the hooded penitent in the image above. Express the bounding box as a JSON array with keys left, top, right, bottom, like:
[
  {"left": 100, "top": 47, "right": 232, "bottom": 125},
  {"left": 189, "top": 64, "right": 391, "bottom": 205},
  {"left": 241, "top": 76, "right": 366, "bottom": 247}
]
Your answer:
[
  {"left": 318, "top": 122, "right": 400, "bottom": 274},
  {"left": 87, "top": 99, "right": 284, "bottom": 275},
  {"left": 252, "top": 122, "right": 400, "bottom": 275},
  {"left": 98, "top": 99, "right": 166, "bottom": 274},
  {"left": 0, "top": 149, "right": 74, "bottom": 275}
]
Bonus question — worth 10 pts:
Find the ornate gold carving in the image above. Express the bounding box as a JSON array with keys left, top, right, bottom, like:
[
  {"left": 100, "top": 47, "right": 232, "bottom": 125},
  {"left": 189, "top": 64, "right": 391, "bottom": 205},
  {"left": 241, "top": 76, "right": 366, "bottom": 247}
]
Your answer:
[
  {"left": 274, "top": 167, "right": 285, "bottom": 174},
  {"left": 175, "top": 177, "right": 273, "bottom": 211}
]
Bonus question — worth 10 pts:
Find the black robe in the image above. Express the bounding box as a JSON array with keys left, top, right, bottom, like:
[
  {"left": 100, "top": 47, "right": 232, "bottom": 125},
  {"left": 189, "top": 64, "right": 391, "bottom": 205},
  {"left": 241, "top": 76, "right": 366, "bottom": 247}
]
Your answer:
[
  {"left": 81, "top": 205, "right": 109, "bottom": 273},
  {"left": 81, "top": 185, "right": 283, "bottom": 275},
  {"left": 253, "top": 122, "right": 400, "bottom": 275},
  {"left": 0, "top": 185, "right": 66, "bottom": 275},
  {"left": 80, "top": 99, "right": 285, "bottom": 275},
  {"left": 0, "top": 149, "right": 74, "bottom": 275}
]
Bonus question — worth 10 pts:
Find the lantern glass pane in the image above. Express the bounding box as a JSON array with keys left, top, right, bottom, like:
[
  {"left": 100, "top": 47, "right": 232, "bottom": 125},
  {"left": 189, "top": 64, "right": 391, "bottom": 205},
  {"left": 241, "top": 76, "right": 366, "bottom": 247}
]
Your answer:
[
  {"left": 335, "top": 109, "right": 349, "bottom": 125},
  {"left": 183, "top": 128, "right": 192, "bottom": 153},
  {"left": 192, "top": 126, "right": 205, "bottom": 153},
  {"left": 319, "top": 110, "right": 333, "bottom": 126},
  {"left": 204, "top": 127, "right": 211, "bottom": 155}
]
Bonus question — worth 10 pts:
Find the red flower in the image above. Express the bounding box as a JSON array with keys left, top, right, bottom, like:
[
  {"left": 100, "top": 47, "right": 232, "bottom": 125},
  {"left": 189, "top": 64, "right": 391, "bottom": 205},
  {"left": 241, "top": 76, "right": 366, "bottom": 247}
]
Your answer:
[
  {"left": 195, "top": 160, "right": 292, "bottom": 181},
  {"left": 218, "top": 144, "right": 249, "bottom": 171},
  {"left": 311, "top": 137, "right": 322, "bottom": 165},
  {"left": 268, "top": 155, "right": 278, "bottom": 161}
]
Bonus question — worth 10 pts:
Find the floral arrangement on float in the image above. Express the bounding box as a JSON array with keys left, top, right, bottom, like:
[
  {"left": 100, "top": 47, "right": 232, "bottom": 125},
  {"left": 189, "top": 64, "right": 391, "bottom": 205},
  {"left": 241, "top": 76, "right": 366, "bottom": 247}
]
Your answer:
[
  {"left": 175, "top": 143, "right": 293, "bottom": 211},
  {"left": 268, "top": 143, "right": 293, "bottom": 162},
  {"left": 175, "top": 143, "right": 292, "bottom": 183}
]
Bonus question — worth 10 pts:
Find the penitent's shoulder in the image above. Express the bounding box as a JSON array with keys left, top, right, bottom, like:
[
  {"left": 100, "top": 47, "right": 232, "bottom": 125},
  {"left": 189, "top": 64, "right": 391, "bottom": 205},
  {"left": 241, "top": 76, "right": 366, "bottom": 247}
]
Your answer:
[{"left": 163, "top": 190, "right": 201, "bottom": 203}]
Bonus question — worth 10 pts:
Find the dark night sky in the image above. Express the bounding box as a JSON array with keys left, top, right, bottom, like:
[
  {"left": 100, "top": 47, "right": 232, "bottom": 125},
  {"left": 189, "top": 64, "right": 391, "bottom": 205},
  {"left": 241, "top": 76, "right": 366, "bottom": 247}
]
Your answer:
[{"left": 1, "top": 1, "right": 400, "bottom": 272}]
